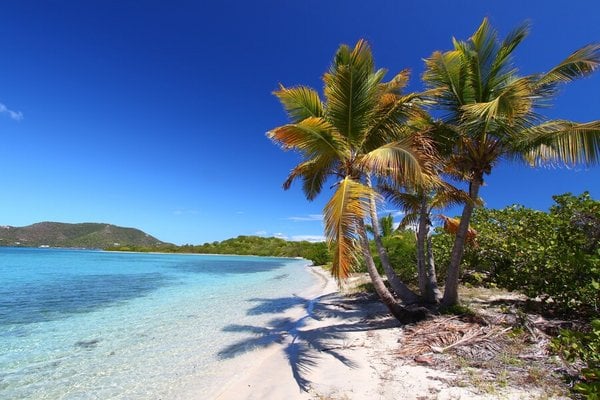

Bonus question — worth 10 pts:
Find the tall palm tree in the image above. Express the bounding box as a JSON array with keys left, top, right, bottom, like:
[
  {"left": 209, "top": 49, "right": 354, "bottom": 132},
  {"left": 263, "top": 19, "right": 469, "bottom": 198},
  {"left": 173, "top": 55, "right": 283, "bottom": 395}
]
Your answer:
[
  {"left": 268, "top": 40, "right": 432, "bottom": 317},
  {"left": 422, "top": 18, "right": 600, "bottom": 306}
]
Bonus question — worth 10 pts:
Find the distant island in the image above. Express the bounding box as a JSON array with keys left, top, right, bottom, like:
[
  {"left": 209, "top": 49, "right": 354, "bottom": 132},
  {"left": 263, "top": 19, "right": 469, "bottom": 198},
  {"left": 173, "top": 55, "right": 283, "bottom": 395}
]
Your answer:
[
  {"left": 0, "top": 222, "right": 330, "bottom": 265},
  {"left": 0, "top": 222, "right": 167, "bottom": 249}
]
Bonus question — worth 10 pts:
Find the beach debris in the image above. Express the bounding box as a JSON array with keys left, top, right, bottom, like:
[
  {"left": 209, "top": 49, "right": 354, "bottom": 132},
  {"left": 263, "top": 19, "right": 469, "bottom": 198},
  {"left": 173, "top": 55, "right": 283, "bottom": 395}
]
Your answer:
[
  {"left": 414, "top": 355, "right": 435, "bottom": 365},
  {"left": 397, "top": 316, "right": 509, "bottom": 360}
]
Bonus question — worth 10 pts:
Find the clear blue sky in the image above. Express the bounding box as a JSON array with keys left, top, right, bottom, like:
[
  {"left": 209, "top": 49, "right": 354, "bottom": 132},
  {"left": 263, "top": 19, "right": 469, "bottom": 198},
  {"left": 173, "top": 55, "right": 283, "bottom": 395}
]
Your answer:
[{"left": 1, "top": 1, "right": 599, "bottom": 245}]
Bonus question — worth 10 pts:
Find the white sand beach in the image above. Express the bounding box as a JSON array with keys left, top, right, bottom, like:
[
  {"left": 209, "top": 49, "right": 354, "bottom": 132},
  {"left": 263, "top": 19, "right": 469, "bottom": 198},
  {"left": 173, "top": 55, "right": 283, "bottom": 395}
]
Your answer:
[{"left": 209, "top": 267, "right": 554, "bottom": 400}]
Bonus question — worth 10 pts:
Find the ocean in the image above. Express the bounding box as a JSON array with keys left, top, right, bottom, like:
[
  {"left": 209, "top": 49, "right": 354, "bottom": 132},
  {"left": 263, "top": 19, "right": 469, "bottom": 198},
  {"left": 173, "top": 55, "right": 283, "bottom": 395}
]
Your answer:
[{"left": 0, "top": 247, "right": 317, "bottom": 399}]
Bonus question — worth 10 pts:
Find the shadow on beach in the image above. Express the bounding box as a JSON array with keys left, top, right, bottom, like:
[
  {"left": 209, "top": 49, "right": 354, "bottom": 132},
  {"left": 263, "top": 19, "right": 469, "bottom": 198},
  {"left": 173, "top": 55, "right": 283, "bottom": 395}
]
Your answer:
[{"left": 218, "top": 293, "right": 399, "bottom": 391}]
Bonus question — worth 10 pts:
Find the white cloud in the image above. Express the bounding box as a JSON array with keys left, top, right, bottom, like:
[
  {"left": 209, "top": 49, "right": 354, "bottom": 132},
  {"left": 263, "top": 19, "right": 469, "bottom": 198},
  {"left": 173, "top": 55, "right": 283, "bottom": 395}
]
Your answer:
[
  {"left": 173, "top": 209, "right": 198, "bottom": 216},
  {"left": 287, "top": 214, "right": 323, "bottom": 222},
  {"left": 273, "top": 232, "right": 288, "bottom": 239},
  {"left": 381, "top": 209, "right": 405, "bottom": 218},
  {"left": 0, "top": 103, "right": 23, "bottom": 121},
  {"left": 254, "top": 230, "right": 267, "bottom": 236},
  {"left": 290, "top": 235, "right": 326, "bottom": 243}
]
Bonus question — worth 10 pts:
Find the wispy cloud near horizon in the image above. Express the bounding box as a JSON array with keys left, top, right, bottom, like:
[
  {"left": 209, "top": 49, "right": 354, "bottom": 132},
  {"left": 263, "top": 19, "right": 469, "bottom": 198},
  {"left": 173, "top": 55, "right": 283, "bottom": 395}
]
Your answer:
[
  {"left": 290, "top": 235, "right": 326, "bottom": 242},
  {"left": 0, "top": 103, "right": 23, "bottom": 121},
  {"left": 287, "top": 214, "right": 323, "bottom": 222}
]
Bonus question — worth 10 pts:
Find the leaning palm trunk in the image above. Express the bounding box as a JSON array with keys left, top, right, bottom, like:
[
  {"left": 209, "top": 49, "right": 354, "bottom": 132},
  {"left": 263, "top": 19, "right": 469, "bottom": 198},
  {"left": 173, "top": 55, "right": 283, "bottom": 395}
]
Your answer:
[
  {"left": 357, "top": 219, "right": 409, "bottom": 319},
  {"left": 367, "top": 178, "right": 420, "bottom": 303},
  {"left": 442, "top": 178, "right": 482, "bottom": 306}
]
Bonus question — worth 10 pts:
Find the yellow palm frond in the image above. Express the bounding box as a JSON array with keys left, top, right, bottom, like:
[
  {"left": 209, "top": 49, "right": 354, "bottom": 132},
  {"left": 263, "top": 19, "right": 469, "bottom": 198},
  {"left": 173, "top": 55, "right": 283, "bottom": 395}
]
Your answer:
[
  {"left": 267, "top": 117, "right": 348, "bottom": 159},
  {"left": 380, "top": 69, "right": 411, "bottom": 94},
  {"left": 324, "top": 177, "right": 378, "bottom": 280},
  {"left": 360, "top": 137, "right": 435, "bottom": 186}
]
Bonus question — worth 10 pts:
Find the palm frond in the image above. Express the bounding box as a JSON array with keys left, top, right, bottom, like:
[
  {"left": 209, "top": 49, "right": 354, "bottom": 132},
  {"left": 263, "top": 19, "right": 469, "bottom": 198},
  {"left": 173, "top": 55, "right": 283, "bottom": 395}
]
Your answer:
[
  {"left": 362, "top": 92, "right": 426, "bottom": 151},
  {"left": 283, "top": 157, "right": 337, "bottom": 200},
  {"left": 273, "top": 85, "right": 324, "bottom": 123},
  {"left": 378, "top": 182, "right": 421, "bottom": 213},
  {"left": 430, "top": 181, "right": 480, "bottom": 209},
  {"left": 359, "top": 138, "right": 431, "bottom": 185},
  {"left": 423, "top": 49, "right": 468, "bottom": 113},
  {"left": 463, "top": 17, "right": 499, "bottom": 102},
  {"left": 324, "top": 177, "right": 377, "bottom": 280},
  {"left": 537, "top": 44, "right": 600, "bottom": 86},
  {"left": 380, "top": 69, "right": 411, "bottom": 94},
  {"left": 461, "top": 77, "right": 533, "bottom": 124},
  {"left": 324, "top": 40, "right": 384, "bottom": 145},
  {"left": 521, "top": 120, "right": 600, "bottom": 166},
  {"left": 267, "top": 117, "right": 348, "bottom": 159},
  {"left": 488, "top": 21, "right": 529, "bottom": 89}
]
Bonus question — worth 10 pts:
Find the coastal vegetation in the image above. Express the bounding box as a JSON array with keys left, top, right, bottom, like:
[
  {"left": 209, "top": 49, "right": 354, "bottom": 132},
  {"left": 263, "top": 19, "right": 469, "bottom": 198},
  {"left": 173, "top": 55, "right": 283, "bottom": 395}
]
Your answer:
[
  {"left": 106, "top": 236, "right": 331, "bottom": 265},
  {"left": 268, "top": 18, "right": 600, "bottom": 321}
]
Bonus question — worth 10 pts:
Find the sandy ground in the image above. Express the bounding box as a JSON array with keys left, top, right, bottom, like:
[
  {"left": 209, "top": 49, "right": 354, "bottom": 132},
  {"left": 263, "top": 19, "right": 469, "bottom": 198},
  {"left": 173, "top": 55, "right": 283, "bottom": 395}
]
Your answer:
[{"left": 212, "top": 267, "right": 555, "bottom": 400}]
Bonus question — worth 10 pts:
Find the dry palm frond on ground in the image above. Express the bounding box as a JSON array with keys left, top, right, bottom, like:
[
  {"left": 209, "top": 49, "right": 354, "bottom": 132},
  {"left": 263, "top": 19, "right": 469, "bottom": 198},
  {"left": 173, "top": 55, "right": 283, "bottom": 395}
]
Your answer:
[{"left": 397, "top": 316, "right": 511, "bottom": 360}]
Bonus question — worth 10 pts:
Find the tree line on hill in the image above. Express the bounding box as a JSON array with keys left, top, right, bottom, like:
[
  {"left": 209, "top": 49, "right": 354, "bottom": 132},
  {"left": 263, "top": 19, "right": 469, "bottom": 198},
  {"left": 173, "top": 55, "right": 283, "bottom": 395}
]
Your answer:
[{"left": 105, "top": 236, "right": 331, "bottom": 266}]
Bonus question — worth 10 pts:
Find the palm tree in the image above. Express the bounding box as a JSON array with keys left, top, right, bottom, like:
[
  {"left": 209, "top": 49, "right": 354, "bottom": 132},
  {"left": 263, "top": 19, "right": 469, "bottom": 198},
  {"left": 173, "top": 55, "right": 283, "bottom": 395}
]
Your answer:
[
  {"left": 366, "top": 213, "right": 395, "bottom": 238},
  {"left": 422, "top": 18, "right": 600, "bottom": 306},
  {"left": 380, "top": 181, "right": 472, "bottom": 303},
  {"left": 268, "top": 40, "right": 432, "bottom": 318}
]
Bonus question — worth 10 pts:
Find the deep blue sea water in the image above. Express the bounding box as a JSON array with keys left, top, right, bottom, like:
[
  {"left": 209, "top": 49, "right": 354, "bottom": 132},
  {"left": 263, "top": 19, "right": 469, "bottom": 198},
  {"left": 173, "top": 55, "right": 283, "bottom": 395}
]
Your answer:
[{"left": 0, "top": 248, "right": 316, "bottom": 399}]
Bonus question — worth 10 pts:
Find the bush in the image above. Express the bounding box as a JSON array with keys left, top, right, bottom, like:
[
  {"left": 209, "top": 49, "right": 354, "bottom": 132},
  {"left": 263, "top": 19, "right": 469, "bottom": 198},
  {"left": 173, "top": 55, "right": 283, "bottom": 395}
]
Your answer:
[
  {"left": 550, "top": 320, "right": 600, "bottom": 398},
  {"left": 368, "top": 231, "right": 418, "bottom": 284},
  {"left": 433, "top": 192, "right": 600, "bottom": 314}
]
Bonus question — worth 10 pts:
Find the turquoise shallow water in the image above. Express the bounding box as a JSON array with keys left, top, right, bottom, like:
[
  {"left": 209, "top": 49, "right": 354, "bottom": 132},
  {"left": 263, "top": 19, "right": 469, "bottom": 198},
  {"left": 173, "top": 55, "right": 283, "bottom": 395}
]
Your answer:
[{"left": 0, "top": 248, "right": 316, "bottom": 399}]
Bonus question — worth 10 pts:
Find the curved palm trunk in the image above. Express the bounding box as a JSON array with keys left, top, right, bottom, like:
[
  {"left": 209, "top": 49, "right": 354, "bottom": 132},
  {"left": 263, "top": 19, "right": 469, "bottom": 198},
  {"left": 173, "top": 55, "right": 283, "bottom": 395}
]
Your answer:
[
  {"left": 366, "top": 177, "right": 420, "bottom": 304},
  {"left": 442, "top": 178, "right": 482, "bottom": 306},
  {"left": 425, "top": 227, "right": 442, "bottom": 303},
  {"left": 357, "top": 219, "right": 409, "bottom": 320}
]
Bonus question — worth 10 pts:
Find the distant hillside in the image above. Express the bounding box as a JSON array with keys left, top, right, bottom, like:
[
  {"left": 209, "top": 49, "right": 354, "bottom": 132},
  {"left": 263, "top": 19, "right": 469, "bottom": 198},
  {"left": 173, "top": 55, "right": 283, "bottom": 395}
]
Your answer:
[{"left": 0, "top": 222, "right": 167, "bottom": 249}]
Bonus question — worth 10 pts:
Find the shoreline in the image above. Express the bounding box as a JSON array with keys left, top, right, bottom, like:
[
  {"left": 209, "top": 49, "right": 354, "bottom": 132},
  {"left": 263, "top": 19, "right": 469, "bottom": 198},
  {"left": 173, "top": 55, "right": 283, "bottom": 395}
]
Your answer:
[
  {"left": 212, "top": 265, "right": 338, "bottom": 400},
  {"left": 206, "top": 267, "right": 552, "bottom": 400}
]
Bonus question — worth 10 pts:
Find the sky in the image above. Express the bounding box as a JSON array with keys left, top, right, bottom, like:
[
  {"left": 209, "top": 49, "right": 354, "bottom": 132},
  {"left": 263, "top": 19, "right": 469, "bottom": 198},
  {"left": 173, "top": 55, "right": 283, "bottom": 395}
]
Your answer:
[{"left": 0, "top": 1, "right": 599, "bottom": 245}]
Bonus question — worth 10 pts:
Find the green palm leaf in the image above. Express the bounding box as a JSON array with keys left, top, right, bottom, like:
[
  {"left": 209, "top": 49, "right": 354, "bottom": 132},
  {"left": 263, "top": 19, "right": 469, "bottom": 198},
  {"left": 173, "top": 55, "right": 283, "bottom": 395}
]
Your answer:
[
  {"left": 521, "top": 120, "right": 600, "bottom": 166},
  {"left": 324, "top": 40, "right": 385, "bottom": 144},
  {"left": 537, "top": 44, "right": 600, "bottom": 86},
  {"left": 282, "top": 157, "right": 337, "bottom": 200},
  {"left": 273, "top": 85, "right": 324, "bottom": 123}
]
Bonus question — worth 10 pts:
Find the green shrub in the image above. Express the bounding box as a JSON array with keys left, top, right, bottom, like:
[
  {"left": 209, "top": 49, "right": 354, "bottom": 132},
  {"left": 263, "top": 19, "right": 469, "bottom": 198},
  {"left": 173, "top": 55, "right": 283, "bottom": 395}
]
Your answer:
[
  {"left": 550, "top": 320, "right": 600, "bottom": 398},
  {"left": 433, "top": 192, "right": 599, "bottom": 314},
  {"left": 370, "top": 231, "right": 418, "bottom": 283}
]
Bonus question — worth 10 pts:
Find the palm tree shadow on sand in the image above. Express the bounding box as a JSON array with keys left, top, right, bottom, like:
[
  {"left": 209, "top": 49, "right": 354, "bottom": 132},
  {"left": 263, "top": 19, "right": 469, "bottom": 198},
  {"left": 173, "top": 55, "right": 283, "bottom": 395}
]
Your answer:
[{"left": 217, "top": 293, "right": 399, "bottom": 391}]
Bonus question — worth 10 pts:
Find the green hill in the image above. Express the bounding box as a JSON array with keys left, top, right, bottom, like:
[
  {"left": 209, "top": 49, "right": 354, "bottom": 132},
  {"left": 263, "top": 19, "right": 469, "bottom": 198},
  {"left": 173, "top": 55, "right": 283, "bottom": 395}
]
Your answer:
[{"left": 0, "top": 222, "right": 167, "bottom": 249}]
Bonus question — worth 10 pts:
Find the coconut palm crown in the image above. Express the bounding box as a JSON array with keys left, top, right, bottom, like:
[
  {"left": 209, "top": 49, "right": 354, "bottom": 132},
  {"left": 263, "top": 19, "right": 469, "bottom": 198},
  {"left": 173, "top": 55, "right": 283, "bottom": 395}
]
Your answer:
[
  {"left": 422, "top": 18, "right": 600, "bottom": 305},
  {"left": 268, "top": 40, "right": 432, "bottom": 281}
]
